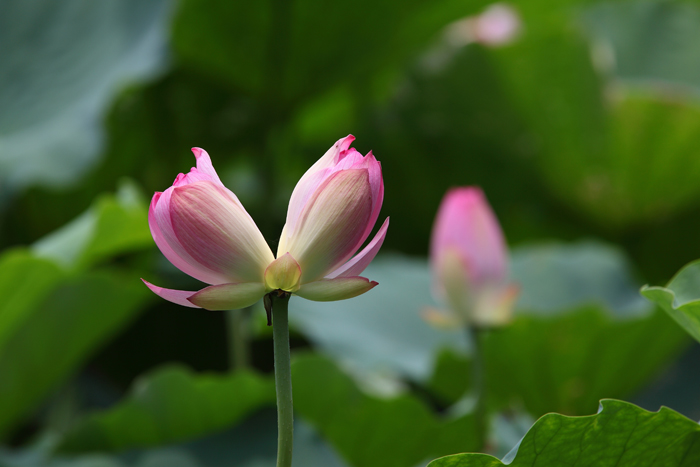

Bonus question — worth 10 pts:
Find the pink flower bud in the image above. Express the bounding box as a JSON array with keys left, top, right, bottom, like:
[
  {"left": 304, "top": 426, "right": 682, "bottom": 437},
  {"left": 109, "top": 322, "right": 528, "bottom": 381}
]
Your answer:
[
  {"left": 143, "top": 136, "right": 388, "bottom": 310},
  {"left": 430, "top": 187, "right": 517, "bottom": 326},
  {"left": 444, "top": 3, "right": 521, "bottom": 48}
]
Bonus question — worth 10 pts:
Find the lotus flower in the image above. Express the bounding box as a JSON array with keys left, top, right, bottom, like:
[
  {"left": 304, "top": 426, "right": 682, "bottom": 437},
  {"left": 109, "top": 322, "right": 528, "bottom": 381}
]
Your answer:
[
  {"left": 143, "top": 135, "right": 389, "bottom": 310},
  {"left": 429, "top": 187, "right": 517, "bottom": 327}
]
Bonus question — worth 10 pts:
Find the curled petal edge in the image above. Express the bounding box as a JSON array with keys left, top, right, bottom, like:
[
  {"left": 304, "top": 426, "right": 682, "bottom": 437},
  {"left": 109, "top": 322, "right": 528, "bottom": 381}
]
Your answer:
[
  {"left": 295, "top": 276, "right": 378, "bottom": 302},
  {"left": 327, "top": 217, "right": 389, "bottom": 278},
  {"left": 187, "top": 282, "right": 267, "bottom": 311},
  {"left": 191, "top": 147, "right": 223, "bottom": 185},
  {"left": 142, "top": 279, "right": 201, "bottom": 308}
]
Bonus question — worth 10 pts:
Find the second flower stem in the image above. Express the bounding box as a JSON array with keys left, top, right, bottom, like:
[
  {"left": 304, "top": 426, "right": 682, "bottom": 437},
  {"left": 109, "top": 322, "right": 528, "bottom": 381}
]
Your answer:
[
  {"left": 271, "top": 292, "right": 293, "bottom": 467},
  {"left": 226, "top": 308, "right": 250, "bottom": 371},
  {"left": 468, "top": 325, "right": 486, "bottom": 451}
]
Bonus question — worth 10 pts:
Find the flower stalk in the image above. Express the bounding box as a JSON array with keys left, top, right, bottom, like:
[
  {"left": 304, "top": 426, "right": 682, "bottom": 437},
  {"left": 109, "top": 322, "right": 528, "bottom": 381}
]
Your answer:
[
  {"left": 226, "top": 308, "right": 250, "bottom": 371},
  {"left": 468, "top": 324, "right": 486, "bottom": 451},
  {"left": 270, "top": 291, "right": 294, "bottom": 467}
]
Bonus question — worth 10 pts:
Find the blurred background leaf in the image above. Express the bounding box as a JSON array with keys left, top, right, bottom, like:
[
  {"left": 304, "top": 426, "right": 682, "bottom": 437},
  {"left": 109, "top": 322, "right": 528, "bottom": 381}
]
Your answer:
[
  {"left": 290, "top": 242, "right": 689, "bottom": 419},
  {"left": 0, "top": 185, "right": 154, "bottom": 439},
  {"left": 2, "top": 0, "right": 700, "bottom": 465},
  {"left": 32, "top": 181, "right": 152, "bottom": 271},
  {"left": 0, "top": 0, "right": 173, "bottom": 196},
  {"left": 172, "top": 0, "right": 483, "bottom": 104},
  {"left": 0, "top": 259, "right": 149, "bottom": 439},
  {"left": 57, "top": 366, "right": 275, "bottom": 453},
  {"left": 291, "top": 354, "right": 478, "bottom": 467},
  {"left": 1, "top": 411, "right": 346, "bottom": 467},
  {"left": 487, "top": 0, "right": 700, "bottom": 229}
]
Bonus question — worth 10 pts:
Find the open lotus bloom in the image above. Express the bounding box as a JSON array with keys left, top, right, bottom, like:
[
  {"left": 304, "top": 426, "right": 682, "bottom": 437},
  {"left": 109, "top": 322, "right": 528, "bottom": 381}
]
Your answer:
[
  {"left": 429, "top": 187, "right": 517, "bottom": 327},
  {"left": 143, "top": 135, "right": 389, "bottom": 310}
]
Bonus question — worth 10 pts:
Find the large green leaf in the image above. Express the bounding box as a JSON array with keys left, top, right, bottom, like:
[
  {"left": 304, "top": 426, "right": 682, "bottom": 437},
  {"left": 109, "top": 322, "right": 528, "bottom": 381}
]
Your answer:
[
  {"left": 0, "top": 0, "right": 172, "bottom": 193},
  {"left": 292, "top": 354, "right": 477, "bottom": 467},
  {"left": 642, "top": 259, "right": 700, "bottom": 343},
  {"left": 0, "top": 184, "right": 154, "bottom": 438},
  {"left": 428, "top": 400, "right": 700, "bottom": 467},
  {"left": 0, "top": 260, "right": 149, "bottom": 438},
  {"left": 57, "top": 366, "right": 275, "bottom": 453},
  {"left": 486, "top": 1, "right": 700, "bottom": 228}
]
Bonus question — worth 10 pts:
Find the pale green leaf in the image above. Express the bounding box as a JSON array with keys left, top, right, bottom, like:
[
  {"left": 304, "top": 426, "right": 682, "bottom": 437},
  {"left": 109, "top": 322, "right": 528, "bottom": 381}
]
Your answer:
[{"left": 641, "top": 259, "right": 700, "bottom": 343}]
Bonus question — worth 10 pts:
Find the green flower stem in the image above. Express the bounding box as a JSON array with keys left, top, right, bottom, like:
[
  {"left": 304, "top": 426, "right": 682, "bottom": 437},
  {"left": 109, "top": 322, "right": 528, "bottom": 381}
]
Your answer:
[
  {"left": 226, "top": 308, "right": 251, "bottom": 371},
  {"left": 271, "top": 292, "right": 294, "bottom": 467},
  {"left": 468, "top": 325, "right": 487, "bottom": 451}
]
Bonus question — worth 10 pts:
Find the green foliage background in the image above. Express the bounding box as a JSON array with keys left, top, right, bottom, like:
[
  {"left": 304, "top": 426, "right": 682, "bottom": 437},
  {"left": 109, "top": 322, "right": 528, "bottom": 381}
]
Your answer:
[{"left": 1, "top": 0, "right": 700, "bottom": 466}]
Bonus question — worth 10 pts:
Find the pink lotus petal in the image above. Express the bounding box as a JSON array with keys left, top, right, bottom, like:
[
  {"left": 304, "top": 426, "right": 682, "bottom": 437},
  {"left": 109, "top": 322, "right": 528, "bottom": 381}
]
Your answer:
[
  {"left": 311, "top": 134, "right": 356, "bottom": 172},
  {"left": 149, "top": 191, "right": 231, "bottom": 285},
  {"left": 172, "top": 167, "right": 213, "bottom": 187},
  {"left": 149, "top": 147, "right": 257, "bottom": 285},
  {"left": 347, "top": 151, "right": 383, "bottom": 249},
  {"left": 191, "top": 147, "right": 223, "bottom": 184},
  {"left": 283, "top": 169, "right": 373, "bottom": 282},
  {"left": 278, "top": 136, "right": 386, "bottom": 277},
  {"left": 430, "top": 187, "right": 507, "bottom": 287},
  {"left": 169, "top": 148, "right": 224, "bottom": 188},
  {"left": 283, "top": 135, "right": 356, "bottom": 237},
  {"left": 326, "top": 217, "right": 389, "bottom": 278},
  {"left": 333, "top": 147, "right": 365, "bottom": 170},
  {"left": 295, "top": 276, "right": 378, "bottom": 302},
  {"left": 187, "top": 282, "right": 267, "bottom": 310},
  {"left": 169, "top": 181, "right": 275, "bottom": 283},
  {"left": 142, "top": 279, "right": 201, "bottom": 308}
]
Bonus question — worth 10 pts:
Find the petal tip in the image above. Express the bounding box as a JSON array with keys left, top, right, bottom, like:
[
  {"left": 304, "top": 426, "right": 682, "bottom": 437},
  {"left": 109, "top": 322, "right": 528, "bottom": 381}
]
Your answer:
[{"left": 141, "top": 279, "right": 202, "bottom": 308}]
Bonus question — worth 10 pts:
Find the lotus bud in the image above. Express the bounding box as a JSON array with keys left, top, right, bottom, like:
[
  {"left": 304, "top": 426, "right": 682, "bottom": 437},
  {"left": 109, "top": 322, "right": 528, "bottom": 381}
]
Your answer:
[{"left": 430, "top": 187, "right": 517, "bottom": 327}]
